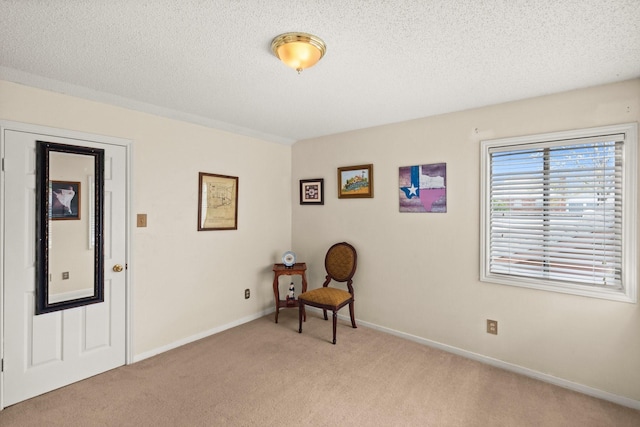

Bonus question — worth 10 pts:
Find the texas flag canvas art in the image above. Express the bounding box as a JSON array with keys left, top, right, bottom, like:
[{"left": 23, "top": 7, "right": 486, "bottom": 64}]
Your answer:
[{"left": 399, "top": 163, "right": 447, "bottom": 213}]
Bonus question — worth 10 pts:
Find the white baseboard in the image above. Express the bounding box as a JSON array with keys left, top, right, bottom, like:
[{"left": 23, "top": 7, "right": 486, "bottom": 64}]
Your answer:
[
  {"left": 354, "top": 316, "right": 640, "bottom": 411},
  {"left": 132, "top": 308, "right": 273, "bottom": 363},
  {"left": 133, "top": 306, "right": 640, "bottom": 411}
]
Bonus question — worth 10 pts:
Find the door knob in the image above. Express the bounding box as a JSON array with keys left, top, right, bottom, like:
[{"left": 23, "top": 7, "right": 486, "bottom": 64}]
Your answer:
[{"left": 113, "top": 264, "right": 124, "bottom": 272}]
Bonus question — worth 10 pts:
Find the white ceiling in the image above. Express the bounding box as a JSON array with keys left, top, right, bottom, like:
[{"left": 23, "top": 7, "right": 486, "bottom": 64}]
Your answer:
[{"left": 1, "top": 1, "right": 639, "bottom": 144}]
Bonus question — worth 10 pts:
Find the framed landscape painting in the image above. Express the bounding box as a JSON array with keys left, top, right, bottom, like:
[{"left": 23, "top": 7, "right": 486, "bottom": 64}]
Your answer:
[{"left": 337, "top": 164, "right": 373, "bottom": 199}]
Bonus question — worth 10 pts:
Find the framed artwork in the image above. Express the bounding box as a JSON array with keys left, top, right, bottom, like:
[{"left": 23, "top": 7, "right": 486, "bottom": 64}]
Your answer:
[
  {"left": 300, "top": 178, "right": 324, "bottom": 205},
  {"left": 337, "top": 164, "right": 374, "bottom": 199},
  {"left": 50, "top": 181, "right": 81, "bottom": 220},
  {"left": 399, "top": 163, "right": 447, "bottom": 213},
  {"left": 198, "top": 172, "right": 238, "bottom": 230}
]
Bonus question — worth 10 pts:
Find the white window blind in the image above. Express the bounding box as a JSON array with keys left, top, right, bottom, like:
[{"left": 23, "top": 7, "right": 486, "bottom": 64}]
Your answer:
[
  {"left": 481, "top": 123, "right": 637, "bottom": 302},
  {"left": 489, "top": 137, "right": 623, "bottom": 288}
]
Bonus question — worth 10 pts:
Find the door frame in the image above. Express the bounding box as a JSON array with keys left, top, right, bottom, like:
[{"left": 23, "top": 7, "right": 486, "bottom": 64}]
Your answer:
[{"left": 0, "top": 120, "right": 133, "bottom": 410}]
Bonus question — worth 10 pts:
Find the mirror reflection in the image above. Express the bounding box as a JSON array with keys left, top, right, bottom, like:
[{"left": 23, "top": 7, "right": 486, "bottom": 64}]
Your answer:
[{"left": 36, "top": 141, "right": 104, "bottom": 314}]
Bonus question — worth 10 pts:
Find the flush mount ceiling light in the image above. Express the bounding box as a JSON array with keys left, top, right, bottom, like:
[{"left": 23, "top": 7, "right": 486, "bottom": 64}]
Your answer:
[{"left": 271, "top": 32, "right": 326, "bottom": 73}]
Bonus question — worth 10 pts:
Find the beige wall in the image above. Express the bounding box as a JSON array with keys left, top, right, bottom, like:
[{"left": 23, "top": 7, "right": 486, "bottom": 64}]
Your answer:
[
  {"left": 1, "top": 78, "right": 638, "bottom": 403},
  {"left": 0, "top": 80, "right": 292, "bottom": 356},
  {"left": 292, "top": 79, "right": 640, "bottom": 401}
]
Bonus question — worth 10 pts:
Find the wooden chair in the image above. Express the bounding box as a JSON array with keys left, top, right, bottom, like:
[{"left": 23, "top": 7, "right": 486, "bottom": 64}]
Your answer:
[{"left": 298, "top": 242, "right": 357, "bottom": 344}]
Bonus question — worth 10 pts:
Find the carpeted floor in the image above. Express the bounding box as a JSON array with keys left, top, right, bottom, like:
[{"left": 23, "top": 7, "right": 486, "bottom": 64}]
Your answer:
[{"left": 1, "top": 310, "right": 639, "bottom": 426}]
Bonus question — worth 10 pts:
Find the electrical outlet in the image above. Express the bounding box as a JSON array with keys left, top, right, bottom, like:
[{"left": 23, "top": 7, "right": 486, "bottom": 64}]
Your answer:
[
  {"left": 62, "top": 271, "right": 69, "bottom": 280},
  {"left": 244, "top": 289, "right": 250, "bottom": 299},
  {"left": 487, "top": 319, "right": 498, "bottom": 335}
]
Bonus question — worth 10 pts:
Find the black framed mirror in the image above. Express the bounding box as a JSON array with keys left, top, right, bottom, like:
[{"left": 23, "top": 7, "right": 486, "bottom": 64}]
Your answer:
[{"left": 36, "top": 141, "right": 105, "bottom": 314}]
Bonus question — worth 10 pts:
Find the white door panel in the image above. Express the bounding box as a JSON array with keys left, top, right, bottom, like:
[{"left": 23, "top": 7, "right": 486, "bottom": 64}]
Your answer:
[{"left": 2, "top": 127, "right": 128, "bottom": 407}]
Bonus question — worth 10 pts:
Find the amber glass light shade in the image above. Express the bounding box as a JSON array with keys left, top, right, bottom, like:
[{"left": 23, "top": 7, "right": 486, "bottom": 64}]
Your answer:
[{"left": 271, "top": 33, "right": 326, "bottom": 73}]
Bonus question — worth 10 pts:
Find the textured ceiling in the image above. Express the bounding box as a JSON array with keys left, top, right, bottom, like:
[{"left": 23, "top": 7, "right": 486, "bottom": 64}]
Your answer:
[{"left": 1, "top": 1, "right": 639, "bottom": 144}]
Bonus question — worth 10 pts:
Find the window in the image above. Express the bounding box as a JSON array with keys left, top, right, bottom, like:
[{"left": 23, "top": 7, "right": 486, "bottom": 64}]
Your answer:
[{"left": 481, "top": 124, "right": 637, "bottom": 302}]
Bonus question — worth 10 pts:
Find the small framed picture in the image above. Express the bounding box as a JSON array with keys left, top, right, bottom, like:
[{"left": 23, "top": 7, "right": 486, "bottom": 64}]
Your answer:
[
  {"left": 300, "top": 178, "right": 324, "bottom": 205},
  {"left": 50, "top": 181, "right": 81, "bottom": 220},
  {"left": 337, "top": 164, "right": 374, "bottom": 199},
  {"left": 198, "top": 172, "right": 239, "bottom": 231}
]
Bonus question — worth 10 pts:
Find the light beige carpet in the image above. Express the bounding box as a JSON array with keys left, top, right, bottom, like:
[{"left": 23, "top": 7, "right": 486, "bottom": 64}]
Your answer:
[{"left": 1, "top": 310, "right": 639, "bottom": 426}]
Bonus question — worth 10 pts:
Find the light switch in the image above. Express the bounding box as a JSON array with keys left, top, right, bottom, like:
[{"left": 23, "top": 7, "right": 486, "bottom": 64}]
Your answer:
[{"left": 137, "top": 214, "right": 147, "bottom": 228}]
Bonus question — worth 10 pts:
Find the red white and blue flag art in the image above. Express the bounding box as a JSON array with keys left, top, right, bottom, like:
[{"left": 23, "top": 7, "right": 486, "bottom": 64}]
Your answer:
[{"left": 399, "top": 163, "right": 447, "bottom": 213}]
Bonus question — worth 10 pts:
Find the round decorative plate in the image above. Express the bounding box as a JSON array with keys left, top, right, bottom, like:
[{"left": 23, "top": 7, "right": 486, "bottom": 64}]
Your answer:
[{"left": 282, "top": 251, "right": 296, "bottom": 267}]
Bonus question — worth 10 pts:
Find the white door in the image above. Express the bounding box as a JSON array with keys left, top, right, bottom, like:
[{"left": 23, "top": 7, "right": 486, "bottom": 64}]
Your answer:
[{"left": 1, "top": 127, "right": 128, "bottom": 407}]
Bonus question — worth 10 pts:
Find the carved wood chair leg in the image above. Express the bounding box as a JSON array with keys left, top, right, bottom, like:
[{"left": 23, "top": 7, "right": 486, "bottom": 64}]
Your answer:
[
  {"left": 323, "top": 309, "right": 328, "bottom": 321},
  {"left": 298, "top": 303, "right": 304, "bottom": 333},
  {"left": 349, "top": 302, "right": 357, "bottom": 328},
  {"left": 332, "top": 311, "right": 337, "bottom": 344}
]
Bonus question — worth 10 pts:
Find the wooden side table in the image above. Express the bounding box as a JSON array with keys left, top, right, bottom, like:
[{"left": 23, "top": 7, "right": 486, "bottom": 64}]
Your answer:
[{"left": 272, "top": 263, "right": 307, "bottom": 323}]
